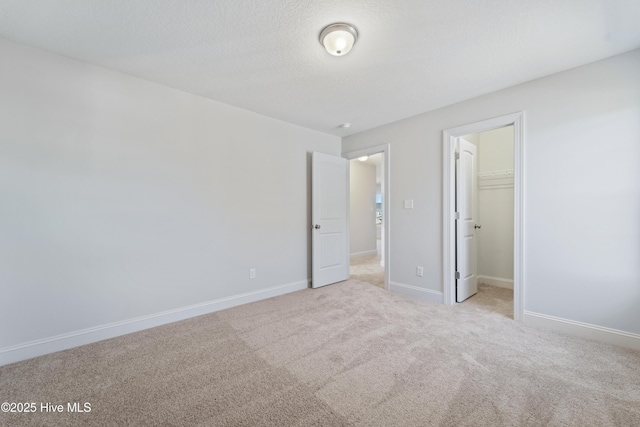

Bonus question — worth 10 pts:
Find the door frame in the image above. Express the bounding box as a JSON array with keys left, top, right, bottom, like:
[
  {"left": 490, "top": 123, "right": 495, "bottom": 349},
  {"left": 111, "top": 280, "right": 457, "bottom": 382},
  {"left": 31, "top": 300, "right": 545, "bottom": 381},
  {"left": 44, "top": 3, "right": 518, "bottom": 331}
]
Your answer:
[
  {"left": 343, "top": 144, "right": 391, "bottom": 290},
  {"left": 442, "top": 112, "right": 524, "bottom": 321}
]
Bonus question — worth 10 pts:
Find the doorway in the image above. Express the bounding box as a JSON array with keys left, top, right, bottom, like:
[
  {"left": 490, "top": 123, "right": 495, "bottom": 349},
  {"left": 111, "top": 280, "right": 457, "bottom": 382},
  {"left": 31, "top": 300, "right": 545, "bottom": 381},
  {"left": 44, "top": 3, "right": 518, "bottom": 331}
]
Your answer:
[
  {"left": 343, "top": 144, "right": 391, "bottom": 290},
  {"left": 443, "top": 113, "right": 524, "bottom": 321},
  {"left": 457, "top": 126, "right": 515, "bottom": 316},
  {"left": 349, "top": 154, "right": 385, "bottom": 289}
]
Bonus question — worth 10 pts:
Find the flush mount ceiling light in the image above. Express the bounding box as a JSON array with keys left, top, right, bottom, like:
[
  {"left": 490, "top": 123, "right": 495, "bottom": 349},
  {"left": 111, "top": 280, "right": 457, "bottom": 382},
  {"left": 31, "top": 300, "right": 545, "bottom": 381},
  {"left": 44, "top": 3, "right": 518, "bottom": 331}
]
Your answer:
[
  {"left": 319, "top": 23, "right": 358, "bottom": 56},
  {"left": 358, "top": 156, "right": 369, "bottom": 162}
]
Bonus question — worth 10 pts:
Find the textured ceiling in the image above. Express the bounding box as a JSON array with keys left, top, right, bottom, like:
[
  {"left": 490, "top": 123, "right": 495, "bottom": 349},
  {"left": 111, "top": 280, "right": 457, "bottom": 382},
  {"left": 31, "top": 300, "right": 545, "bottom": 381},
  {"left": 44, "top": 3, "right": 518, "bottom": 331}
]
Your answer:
[{"left": 1, "top": 0, "right": 639, "bottom": 136}]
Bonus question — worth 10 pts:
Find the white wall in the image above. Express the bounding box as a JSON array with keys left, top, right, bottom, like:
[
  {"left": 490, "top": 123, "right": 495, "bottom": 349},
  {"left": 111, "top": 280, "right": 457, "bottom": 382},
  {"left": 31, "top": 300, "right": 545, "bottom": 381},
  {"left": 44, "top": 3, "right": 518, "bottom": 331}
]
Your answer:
[
  {"left": 343, "top": 49, "right": 640, "bottom": 336},
  {"left": 0, "top": 38, "right": 340, "bottom": 360},
  {"left": 476, "top": 127, "right": 514, "bottom": 173},
  {"left": 349, "top": 161, "right": 377, "bottom": 257},
  {"left": 475, "top": 126, "right": 514, "bottom": 283}
]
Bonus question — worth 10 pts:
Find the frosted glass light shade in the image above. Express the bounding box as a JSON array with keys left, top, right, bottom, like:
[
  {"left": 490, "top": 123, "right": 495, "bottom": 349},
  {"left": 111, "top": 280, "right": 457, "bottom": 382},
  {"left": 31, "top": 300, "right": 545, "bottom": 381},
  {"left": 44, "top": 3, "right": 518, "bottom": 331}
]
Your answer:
[{"left": 320, "top": 23, "right": 358, "bottom": 56}]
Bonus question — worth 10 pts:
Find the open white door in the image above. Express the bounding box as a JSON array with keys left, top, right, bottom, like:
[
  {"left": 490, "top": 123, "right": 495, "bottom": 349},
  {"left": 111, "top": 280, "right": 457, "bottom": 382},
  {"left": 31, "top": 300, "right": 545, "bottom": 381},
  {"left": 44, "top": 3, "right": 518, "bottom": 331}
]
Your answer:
[
  {"left": 456, "top": 138, "right": 478, "bottom": 302},
  {"left": 312, "top": 152, "right": 349, "bottom": 288}
]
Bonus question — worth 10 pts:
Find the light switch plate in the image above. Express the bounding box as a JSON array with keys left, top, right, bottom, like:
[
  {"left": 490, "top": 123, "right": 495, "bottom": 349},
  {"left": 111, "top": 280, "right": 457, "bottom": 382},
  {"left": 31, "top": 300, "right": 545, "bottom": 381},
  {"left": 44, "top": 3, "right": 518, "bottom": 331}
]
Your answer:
[{"left": 404, "top": 199, "right": 414, "bottom": 209}]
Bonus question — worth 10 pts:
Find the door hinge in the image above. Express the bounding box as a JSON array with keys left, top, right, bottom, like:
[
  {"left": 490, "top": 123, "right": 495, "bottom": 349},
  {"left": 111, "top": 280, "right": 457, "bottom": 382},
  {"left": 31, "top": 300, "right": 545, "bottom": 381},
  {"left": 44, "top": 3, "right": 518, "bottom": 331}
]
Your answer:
[
  {"left": 455, "top": 272, "right": 460, "bottom": 280},
  {"left": 454, "top": 151, "right": 460, "bottom": 160},
  {"left": 454, "top": 212, "right": 460, "bottom": 220}
]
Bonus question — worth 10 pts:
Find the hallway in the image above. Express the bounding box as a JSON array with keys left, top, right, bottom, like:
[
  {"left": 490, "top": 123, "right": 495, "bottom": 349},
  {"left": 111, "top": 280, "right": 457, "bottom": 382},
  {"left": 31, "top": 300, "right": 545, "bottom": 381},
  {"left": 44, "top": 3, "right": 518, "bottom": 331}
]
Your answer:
[{"left": 349, "top": 255, "right": 384, "bottom": 289}]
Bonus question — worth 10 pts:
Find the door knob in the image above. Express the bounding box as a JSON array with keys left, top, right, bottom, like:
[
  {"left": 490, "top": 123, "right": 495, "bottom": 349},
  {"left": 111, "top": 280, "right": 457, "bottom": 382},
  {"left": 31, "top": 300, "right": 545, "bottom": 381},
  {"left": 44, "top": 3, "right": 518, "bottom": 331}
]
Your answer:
[
  {"left": 314, "top": 224, "right": 321, "bottom": 229},
  {"left": 474, "top": 224, "right": 482, "bottom": 229}
]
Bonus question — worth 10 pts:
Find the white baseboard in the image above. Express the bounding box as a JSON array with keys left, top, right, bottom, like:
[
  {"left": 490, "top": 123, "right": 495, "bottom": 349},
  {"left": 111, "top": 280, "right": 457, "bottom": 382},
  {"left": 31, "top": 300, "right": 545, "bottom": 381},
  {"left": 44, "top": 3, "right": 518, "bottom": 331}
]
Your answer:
[
  {"left": 350, "top": 250, "right": 378, "bottom": 259},
  {"left": 389, "top": 282, "right": 443, "bottom": 304},
  {"left": 524, "top": 311, "right": 640, "bottom": 351},
  {"left": 477, "top": 275, "right": 513, "bottom": 289},
  {"left": 0, "top": 280, "right": 309, "bottom": 367}
]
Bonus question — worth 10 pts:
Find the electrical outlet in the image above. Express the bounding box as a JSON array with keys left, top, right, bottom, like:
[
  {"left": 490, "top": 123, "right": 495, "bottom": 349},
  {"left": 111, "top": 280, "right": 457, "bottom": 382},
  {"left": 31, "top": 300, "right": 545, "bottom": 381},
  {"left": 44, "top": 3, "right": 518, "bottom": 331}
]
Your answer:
[
  {"left": 249, "top": 268, "right": 256, "bottom": 279},
  {"left": 416, "top": 266, "right": 424, "bottom": 277}
]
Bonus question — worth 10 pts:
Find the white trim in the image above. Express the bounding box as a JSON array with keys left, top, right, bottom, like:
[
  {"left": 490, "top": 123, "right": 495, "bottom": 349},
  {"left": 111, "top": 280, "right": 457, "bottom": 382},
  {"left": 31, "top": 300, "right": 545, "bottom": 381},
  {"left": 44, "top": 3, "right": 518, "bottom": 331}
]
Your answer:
[
  {"left": 350, "top": 250, "right": 378, "bottom": 259},
  {"left": 477, "top": 275, "right": 513, "bottom": 289},
  {"left": 343, "top": 144, "right": 391, "bottom": 291},
  {"left": 443, "top": 112, "right": 524, "bottom": 322},
  {"left": 389, "top": 282, "right": 444, "bottom": 304},
  {"left": 524, "top": 311, "right": 640, "bottom": 351},
  {"left": 0, "top": 280, "right": 309, "bottom": 367}
]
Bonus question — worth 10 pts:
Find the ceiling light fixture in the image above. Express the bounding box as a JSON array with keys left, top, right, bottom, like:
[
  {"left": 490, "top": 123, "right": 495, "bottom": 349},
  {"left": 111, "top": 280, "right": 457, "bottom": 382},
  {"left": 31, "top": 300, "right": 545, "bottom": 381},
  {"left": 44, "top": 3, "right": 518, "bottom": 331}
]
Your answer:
[
  {"left": 358, "top": 156, "right": 369, "bottom": 162},
  {"left": 319, "top": 23, "right": 358, "bottom": 56}
]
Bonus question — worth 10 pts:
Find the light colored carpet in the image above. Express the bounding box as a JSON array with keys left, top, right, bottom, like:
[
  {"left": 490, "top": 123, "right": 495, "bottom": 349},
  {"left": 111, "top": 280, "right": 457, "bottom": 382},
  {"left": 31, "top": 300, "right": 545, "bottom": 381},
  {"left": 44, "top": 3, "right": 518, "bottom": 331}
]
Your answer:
[
  {"left": 350, "top": 254, "right": 384, "bottom": 288},
  {"left": 1, "top": 281, "right": 639, "bottom": 426}
]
